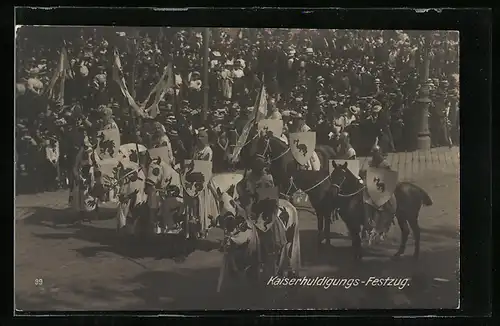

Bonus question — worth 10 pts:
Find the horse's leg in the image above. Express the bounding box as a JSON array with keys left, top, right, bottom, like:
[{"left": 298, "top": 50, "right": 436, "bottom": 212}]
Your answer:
[
  {"left": 317, "top": 215, "right": 324, "bottom": 247},
  {"left": 324, "top": 211, "right": 331, "bottom": 246},
  {"left": 346, "top": 221, "right": 362, "bottom": 261},
  {"left": 393, "top": 212, "right": 410, "bottom": 259},
  {"left": 406, "top": 210, "right": 421, "bottom": 259}
]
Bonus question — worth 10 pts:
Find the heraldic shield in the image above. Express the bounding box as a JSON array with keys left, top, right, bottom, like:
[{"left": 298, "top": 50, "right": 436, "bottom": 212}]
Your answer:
[
  {"left": 289, "top": 132, "right": 316, "bottom": 166},
  {"left": 119, "top": 143, "right": 147, "bottom": 163},
  {"left": 148, "top": 146, "right": 172, "bottom": 165},
  {"left": 95, "top": 158, "right": 121, "bottom": 188},
  {"left": 366, "top": 167, "right": 398, "bottom": 207},
  {"left": 329, "top": 159, "right": 361, "bottom": 178},
  {"left": 96, "top": 128, "right": 120, "bottom": 160},
  {"left": 181, "top": 159, "right": 213, "bottom": 197},
  {"left": 257, "top": 119, "right": 284, "bottom": 137}
]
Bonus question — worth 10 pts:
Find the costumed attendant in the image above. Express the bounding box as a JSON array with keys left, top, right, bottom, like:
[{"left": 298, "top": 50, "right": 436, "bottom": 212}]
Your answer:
[
  {"left": 184, "top": 129, "right": 215, "bottom": 239},
  {"left": 70, "top": 135, "right": 100, "bottom": 222},
  {"left": 361, "top": 138, "right": 397, "bottom": 239}
]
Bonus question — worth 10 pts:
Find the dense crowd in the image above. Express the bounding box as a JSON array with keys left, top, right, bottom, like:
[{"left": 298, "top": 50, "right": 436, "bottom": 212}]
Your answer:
[{"left": 15, "top": 27, "right": 459, "bottom": 194}]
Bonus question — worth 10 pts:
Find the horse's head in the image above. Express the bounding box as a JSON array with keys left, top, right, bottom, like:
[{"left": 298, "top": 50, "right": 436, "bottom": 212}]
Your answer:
[
  {"left": 329, "top": 160, "right": 361, "bottom": 197},
  {"left": 249, "top": 130, "right": 288, "bottom": 164}
]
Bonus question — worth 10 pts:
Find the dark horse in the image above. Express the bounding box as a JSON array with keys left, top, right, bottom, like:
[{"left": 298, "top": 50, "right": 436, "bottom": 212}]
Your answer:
[
  {"left": 248, "top": 131, "right": 337, "bottom": 247},
  {"left": 329, "top": 160, "right": 433, "bottom": 260}
]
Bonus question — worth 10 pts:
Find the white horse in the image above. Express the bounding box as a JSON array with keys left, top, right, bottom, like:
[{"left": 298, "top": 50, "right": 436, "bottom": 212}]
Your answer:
[{"left": 213, "top": 188, "right": 301, "bottom": 293}]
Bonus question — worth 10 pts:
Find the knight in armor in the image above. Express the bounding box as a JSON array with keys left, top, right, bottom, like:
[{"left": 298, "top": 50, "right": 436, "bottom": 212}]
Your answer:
[
  {"left": 70, "top": 135, "right": 100, "bottom": 220},
  {"left": 236, "top": 156, "right": 275, "bottom": 220},
  {"left": 289, "top": 111, "right": 311, "bottom": 133},
  {"left": 267, "top": 98, "right": 282, "bottom": 120},
  {"left": 361, "top": 141, "right": 397, "bottom": 237}
]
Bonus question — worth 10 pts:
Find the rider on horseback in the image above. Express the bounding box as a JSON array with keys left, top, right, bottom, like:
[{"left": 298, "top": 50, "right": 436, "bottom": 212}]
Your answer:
[
  {"left": 236, "top": 155, "right": 275, "bottom": 220},
  {"left": 361, "top": 139, "right": 397, "bottom": 238}
]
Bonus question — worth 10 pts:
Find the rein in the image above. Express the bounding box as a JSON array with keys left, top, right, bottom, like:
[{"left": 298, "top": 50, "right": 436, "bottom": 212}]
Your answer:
[
  {"left": 282, "top": 173, "right": 331, "bottom": 197},
  {"left": 331, "top": 173, "right": 365, "bottom": 197},
  {"left": 257, "top": 137, "right": 290, "bottom": 163}
]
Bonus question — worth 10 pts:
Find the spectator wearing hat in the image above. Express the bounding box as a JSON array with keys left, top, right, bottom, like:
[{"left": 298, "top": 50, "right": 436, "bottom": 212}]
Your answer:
[{"left": 220, "top": 60, "right": 234, "bottom": 100}]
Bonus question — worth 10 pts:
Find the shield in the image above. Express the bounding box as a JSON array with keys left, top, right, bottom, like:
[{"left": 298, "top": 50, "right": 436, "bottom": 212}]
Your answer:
[
  {"left": 95, "top": 158, "right": 121, "bottom": 187},
  {"left": 148, "top": 146, "right": 172, "bottom": 165},
  {"left": 211, "top": 172, "right": 244, "bottom": 194},
  {"left": 119, "top": 143, "right": 147, "bottom": 163},
  {"left": 96, "top": 128, "right": 120, "bottom": 159},
  {"left": 329, "top": 159, "right": 361, "bottom": 178},
  {"left": 256, "top": 185, "right": 279, "bottom": 203},
  {"left": 181, "top": 159, "right": 213, "bottom": 197},
  {"left": 289, "top": 132, "right": 316, "bottom": 166},
  {"left": 366, "top": 167, "right": 399, "bottom": 207},
  {"left": 257, "top": 119, "right": 283, "bottom": 137}
]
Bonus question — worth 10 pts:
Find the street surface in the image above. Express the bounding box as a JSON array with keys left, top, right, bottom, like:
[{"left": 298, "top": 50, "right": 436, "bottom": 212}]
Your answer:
[{"left": 15, "top": 146, "right": 459, "bottom": 310}]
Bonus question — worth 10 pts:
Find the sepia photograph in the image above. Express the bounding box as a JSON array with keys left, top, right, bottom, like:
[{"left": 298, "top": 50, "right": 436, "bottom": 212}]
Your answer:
[{"left": 15, "top": 25, "right": 460, "bottom": 311}]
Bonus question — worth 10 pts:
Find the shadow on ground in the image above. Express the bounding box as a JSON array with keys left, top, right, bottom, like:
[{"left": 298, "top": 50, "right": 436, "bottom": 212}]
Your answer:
[
  {"left": 16, "top": 227, "right": 459, "bottom": 311},
  {"left": 18, "top": 205, "right": 117, "bottom": 227},
  {"left": 21, "top": 206, "right": 219, "bottom": 261}
]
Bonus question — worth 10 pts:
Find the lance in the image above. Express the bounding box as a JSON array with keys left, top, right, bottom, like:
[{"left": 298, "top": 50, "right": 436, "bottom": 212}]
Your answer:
[{"left": 127, "top": 33, "right": 142, "bottom": 164}]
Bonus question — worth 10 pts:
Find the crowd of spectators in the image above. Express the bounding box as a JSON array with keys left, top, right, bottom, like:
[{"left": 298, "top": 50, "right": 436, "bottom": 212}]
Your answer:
[{"left": 15, "top": 27, "right": 459, "bottom": 193}]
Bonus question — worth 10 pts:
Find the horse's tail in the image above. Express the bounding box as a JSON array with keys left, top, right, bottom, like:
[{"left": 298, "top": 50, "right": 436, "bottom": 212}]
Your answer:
[{"left": 415, "top": 185, "right": 433, "bottom": 206}]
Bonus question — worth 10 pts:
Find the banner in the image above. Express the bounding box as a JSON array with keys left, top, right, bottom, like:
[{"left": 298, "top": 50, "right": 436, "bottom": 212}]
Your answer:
[
  {"left": 142, "top": 63, "right": 174, "bottom": 118},
  {"left": 112, "top": 49, "right": 143, "bottom": 117},
  {"left": 43, "top": 47, "right": 72, "bottom": 106}
]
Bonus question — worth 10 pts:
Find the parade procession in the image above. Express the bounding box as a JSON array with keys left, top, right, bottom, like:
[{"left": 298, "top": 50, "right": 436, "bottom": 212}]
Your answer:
[{"left": 16, "top": 26, "right": 460, "bottom": 310}]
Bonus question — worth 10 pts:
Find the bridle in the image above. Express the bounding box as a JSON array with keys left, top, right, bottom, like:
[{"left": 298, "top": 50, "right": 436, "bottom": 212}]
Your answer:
[
  {"left": 330, "top": 167, "right": 365, "bottom": 198},
  {"left": 255, "top": 135, "right": 290, "bottom": 163}
]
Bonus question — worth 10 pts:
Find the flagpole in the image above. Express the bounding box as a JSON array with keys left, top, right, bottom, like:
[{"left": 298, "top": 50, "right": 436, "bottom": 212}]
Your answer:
[
  {"left": 253, "top": 73, "right": 265, "bottom": 125},
  {"left": 126, "top": 38, "right": 141, "bottom": 161},
  {"left": 202, "top": 28, "right": 210, "bottom": 124}
]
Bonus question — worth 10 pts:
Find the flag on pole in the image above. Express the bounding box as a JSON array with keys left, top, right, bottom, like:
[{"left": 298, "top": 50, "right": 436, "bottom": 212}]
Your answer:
[
  {"left": 43, "top": 47, "right": 72, "bottom": 106},
  {"left": 230, "top": 81, "right": 267, "bottom": 164},
  {"left": 112, "top": 49, "right": 143, "bottom": 117},
  {"left": 142, "top": 63, "right": 174, "bottom": 118},
  {"left": 253, "top": 82, "right": 267, "bottom": 123}
]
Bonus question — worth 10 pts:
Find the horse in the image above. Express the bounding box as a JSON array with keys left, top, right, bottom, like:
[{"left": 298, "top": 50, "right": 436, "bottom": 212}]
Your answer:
[
  {"left": 248, "top": 131, "right": 338, "bottom": 247},
  {"left": 328, "top": 160, "right": 433, "bottom": 260},
  {"left": 212, "top": 186, "right": 301, "bottom": 293}
]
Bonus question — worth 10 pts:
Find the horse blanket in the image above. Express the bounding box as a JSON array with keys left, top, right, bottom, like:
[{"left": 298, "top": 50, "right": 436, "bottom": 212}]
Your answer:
[{"left": 217, "top": 197, "right": 300, "bottom": 292}]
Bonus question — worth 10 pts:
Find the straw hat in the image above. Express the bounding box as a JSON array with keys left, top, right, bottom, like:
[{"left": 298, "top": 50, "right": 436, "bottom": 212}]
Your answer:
[{"left": 349, "top": 106, "right": 360, "bottom": 115}]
